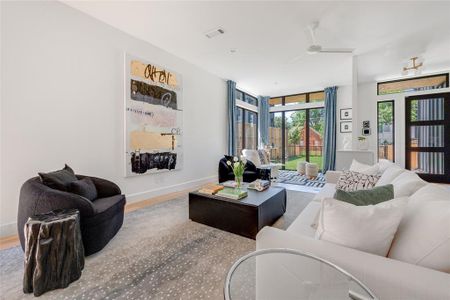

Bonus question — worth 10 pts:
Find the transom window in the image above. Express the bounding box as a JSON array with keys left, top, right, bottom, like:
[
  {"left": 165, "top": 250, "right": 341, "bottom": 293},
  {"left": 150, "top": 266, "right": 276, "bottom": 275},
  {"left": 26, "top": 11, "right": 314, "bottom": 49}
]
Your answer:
[{"left": 377, "top": 74, "right": 449, "bottom": 95}]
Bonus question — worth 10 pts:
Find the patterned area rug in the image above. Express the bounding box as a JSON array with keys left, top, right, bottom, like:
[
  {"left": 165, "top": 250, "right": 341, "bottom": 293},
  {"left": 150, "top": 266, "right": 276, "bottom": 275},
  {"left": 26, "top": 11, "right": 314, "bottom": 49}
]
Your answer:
[
  {"left": 0, "top": 190, "right": 314, "bottom": 300},
  {"left": 277, "top": 170, "right": 326, "bottom": 188}
]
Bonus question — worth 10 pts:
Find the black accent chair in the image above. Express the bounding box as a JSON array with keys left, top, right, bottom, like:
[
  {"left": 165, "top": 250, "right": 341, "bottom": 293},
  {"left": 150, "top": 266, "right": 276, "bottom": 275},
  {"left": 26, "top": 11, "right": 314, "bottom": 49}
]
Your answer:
[
  {"left": 218, "top": 157, "right": 260, "bottom": 183},
  {"left": 18, "top": 175, "right": 125, "bottom": 256}
]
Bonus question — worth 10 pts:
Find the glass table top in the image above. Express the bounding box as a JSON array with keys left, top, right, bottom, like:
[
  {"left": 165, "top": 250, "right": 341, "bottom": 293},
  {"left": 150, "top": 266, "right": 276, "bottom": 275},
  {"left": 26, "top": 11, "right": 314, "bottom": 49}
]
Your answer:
[{"left": 224, "top": 248, "right": 377, "bottom": 300}]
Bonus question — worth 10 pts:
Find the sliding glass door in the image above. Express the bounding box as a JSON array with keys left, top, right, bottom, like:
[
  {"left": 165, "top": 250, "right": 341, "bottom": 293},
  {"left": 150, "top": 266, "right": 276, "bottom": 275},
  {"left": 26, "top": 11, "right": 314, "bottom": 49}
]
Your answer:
[
  {"left": 308, "top": 108, "right": 325, "bottom": 170},
  {"left": 269, "top": 112, "right": 283, "bottom": 164},
  {"left": 269, "top": 109, "right": 324, "bottom": 171},
  {"left": 285, "top": 110, "right": 307, "bottom": 169},
  {"left": 405, "top": 92, "right": 450, "bottom": 183}
]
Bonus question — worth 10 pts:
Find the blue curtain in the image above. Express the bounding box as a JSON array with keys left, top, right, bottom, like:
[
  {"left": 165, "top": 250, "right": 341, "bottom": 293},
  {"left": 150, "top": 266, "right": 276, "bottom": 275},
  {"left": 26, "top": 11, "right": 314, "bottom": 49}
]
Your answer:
[
  {"left": 227, "top": 80, "right": 237, "bottom": 155},
  {"left": 258, "top": 96, "right": 270, "bottom": 148},
  {"left": 323, "top": 86, "right": 337, "bottom": 172}
]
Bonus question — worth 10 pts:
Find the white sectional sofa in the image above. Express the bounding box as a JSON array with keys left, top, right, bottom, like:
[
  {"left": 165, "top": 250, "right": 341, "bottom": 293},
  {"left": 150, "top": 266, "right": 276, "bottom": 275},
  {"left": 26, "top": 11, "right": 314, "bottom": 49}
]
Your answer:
[{"left": 256, "top": 163, "right": 450, "bottom": 300}]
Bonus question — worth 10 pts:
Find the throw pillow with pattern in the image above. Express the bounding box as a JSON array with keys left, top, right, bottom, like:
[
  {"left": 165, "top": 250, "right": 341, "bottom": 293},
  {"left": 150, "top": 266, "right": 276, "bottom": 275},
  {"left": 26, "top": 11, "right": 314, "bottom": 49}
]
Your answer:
[
  {"left": 336, "top": 170, "right": 380, "bottom": 192},
  {"left": 257, "top": 150, "right": 268, "bottom": 165}
]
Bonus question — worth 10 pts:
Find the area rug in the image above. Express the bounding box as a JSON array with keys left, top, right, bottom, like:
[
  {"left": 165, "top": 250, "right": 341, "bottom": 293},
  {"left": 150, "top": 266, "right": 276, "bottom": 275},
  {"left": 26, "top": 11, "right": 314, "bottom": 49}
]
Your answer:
[
  {"left": 277, "top": 170, "right": 326, "bottom": 188},
  {"left": 0, "top": 190, "right": 314, "bottom": 300}
]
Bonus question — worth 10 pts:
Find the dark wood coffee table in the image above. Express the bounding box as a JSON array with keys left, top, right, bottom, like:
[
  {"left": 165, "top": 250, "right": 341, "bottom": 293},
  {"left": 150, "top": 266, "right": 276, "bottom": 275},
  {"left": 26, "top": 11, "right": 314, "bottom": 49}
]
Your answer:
[{"left": 189, "top": 186, "right": 286, "bottom": 239}]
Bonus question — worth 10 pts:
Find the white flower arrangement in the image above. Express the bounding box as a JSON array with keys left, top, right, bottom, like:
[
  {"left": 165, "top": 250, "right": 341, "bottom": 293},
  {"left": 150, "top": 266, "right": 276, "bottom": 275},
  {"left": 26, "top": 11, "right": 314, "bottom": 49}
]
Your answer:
[{"left": 227, "top": 156, "right": 247, "bottom": 185}]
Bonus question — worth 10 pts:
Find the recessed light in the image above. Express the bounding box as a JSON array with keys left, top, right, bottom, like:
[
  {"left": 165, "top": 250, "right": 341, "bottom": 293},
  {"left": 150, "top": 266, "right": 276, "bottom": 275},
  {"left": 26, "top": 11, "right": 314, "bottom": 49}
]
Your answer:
[
  {"left": 230, "top": 48, "right": 237, "bottom": 54},
  {"left": 274, "top": 82, "right": 278, "bottom": 85}
]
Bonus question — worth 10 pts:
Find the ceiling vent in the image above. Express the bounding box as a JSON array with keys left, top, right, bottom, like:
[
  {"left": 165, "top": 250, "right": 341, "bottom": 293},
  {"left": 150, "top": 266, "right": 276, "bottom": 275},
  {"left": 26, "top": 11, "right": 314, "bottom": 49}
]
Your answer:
[{"left": 205, "top": 28, "right": 225, "bottom": 39}]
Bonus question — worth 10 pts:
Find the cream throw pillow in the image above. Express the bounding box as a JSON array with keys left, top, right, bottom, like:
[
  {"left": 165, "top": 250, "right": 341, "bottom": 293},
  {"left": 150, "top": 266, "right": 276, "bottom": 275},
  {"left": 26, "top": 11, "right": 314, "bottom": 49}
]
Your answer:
[
  {"left": 391, "top": 170, "right": 427, "bottom": 197},
  {"left": 315, "top": 197, "right": 408, "bottom": 256},
  {"left": 388, "top": 184, "right": 450, "bottom": 273},
  {"left": 349, "top": 159, "right": 380, "bottom": 175},
  {"left": 375, "top": 164, "right": 404, "bottom": 187}
]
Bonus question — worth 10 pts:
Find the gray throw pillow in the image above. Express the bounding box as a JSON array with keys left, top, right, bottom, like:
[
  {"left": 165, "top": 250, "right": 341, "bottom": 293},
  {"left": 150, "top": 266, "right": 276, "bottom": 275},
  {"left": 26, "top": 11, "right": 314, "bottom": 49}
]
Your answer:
[
  {"left": 334, "top": 184, "right": 394, "bottom": 206},
  {"left": 38, "top": 164, "right": 77, "bottom": 191},
  {"left": 69, "top": 178, "right": 98, "bottom": 201}
]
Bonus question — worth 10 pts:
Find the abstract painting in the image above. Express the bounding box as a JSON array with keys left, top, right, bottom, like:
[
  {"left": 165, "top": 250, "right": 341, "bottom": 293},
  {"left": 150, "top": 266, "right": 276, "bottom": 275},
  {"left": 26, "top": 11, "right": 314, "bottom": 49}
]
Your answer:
[{"left": 125, "top": 54, "right": 183, "bottom": 176}]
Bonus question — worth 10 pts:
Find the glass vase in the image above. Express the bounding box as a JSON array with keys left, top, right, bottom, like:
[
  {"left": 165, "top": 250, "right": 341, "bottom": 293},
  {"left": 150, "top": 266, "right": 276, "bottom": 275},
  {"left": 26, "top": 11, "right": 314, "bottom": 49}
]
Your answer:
[{"left": 235, "top": 175, "right": 243, "bottom": 189}]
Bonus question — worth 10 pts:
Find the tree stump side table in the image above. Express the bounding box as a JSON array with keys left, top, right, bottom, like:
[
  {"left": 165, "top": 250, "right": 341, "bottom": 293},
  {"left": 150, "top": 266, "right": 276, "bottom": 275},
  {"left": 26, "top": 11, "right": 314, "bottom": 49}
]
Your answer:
[{"left": 23, "top": 209, "right": 85, "bottom": 296}]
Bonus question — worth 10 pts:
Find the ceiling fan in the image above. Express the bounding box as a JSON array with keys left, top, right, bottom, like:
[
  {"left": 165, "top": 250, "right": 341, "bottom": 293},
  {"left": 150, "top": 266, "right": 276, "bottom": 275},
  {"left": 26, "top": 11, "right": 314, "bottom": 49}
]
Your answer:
[{"left": 305, "top": 21, "right": 354, "bottom": 55}]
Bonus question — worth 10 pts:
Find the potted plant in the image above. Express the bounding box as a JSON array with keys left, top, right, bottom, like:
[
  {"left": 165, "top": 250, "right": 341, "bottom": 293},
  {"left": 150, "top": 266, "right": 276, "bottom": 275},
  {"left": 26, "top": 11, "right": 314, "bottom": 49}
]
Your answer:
[{"left": 226, "top": 156, "right": 247, "bottom": 189}]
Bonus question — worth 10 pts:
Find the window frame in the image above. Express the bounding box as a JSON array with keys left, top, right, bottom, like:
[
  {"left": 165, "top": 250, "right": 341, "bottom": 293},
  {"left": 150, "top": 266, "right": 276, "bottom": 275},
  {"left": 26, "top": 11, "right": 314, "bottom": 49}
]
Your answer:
[
  {"left": 236, "top": 89, "right": 258, "bottom": 153},
  {"left": 377, "top": 73, "right": 449, "bottom": 96},
  {"left": 377, "top": 100, "right": 395, "bottom": 162},
  {"left": 270, "top": 90, "right": 325, "bottom": 107}
]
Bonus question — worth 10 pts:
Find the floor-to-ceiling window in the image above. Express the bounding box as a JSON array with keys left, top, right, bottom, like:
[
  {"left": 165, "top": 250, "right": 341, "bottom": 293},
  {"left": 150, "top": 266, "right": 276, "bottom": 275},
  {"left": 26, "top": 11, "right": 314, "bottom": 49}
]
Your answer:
[
  {"left": 269, "top": 112, "right": 283, "bottom": 164},
  {"left": 269, "top": 91, "right": 325, "bottom": 171},
  {"left": 235, "top": 90, "right": 258, "bottom": 155},
  {"left": 377, "top": 100, "right": 395, "bottom": 162}
]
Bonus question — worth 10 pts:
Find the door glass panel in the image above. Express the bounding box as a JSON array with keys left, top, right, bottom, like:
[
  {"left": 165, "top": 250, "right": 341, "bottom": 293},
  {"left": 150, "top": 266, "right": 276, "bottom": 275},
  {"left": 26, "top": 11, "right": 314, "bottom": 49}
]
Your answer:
[
  {"left": 236, "top": 108, "right": 243, "bottom": 155},
  {"left": 410, "top": 152, "right": 445, "bottom": 174},
  {"left": 245, "top": 111, "right": 257, "bottom": 150},
  {"left": 269, "top": 112, "right": 283, "bottom": 164},
  {"left": 285, "top": 111, "right": 307, "bottom": 170},
  {"left": 378, "top": 101, "right": 395, "bottom": 161},
  {"left": 410, "top": 125, "right": 444, "bottom": 148},
  {"left": 309, "top": 108, "right": 325, "bottom": 170},
  {"left": 410, "top": 98, "right": 444, "bottom": 121}
]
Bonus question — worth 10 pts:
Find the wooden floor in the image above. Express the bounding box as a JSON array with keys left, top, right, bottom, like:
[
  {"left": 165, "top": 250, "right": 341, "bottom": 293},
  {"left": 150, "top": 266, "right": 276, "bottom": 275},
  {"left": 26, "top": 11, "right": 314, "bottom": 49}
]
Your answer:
[{"left": 0, "top": 187, "right": 195, "bottom": 251}]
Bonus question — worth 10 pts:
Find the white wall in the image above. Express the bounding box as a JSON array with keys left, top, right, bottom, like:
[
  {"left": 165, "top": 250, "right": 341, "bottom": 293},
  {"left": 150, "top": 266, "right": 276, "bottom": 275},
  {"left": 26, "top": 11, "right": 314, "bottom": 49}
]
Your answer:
[
  {"left": 0, "top": 1, "right": 227, "bottom": 236},
  {"left": 336, "top": 85, "right": 353, "bottom": 150},
  {"left": 357, "top": 77, "right": 450, "bottom": 168}
]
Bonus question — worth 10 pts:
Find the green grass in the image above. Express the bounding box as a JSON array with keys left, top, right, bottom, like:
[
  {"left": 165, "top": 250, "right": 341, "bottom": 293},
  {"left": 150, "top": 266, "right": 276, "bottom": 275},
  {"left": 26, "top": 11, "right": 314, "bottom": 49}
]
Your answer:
[{"left": 284, "top": 155, "right": 323, "bottom": 171}]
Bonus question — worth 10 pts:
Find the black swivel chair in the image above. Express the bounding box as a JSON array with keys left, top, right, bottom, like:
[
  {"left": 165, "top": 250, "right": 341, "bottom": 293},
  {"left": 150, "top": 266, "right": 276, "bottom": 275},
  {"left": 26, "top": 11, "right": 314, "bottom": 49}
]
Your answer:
[
  {"left": 18, "top": 175, "right": 125, "bottom": 256},
  {"left": 218, "top": 156, "right": 260, "bottom": 183}
]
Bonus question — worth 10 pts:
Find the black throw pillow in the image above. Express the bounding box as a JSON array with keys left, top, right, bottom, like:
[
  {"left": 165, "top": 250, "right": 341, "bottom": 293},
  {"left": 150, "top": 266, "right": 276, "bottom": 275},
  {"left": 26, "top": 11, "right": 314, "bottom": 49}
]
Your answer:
[
  {"left": 38, "top": 164, "right": 77, "bottom": 191},
  {"left": 224, "top": 154, "right": 234, "bottom": 161},
  {"left": 69, "top": 178, "right": 98, "bottom": 201}
]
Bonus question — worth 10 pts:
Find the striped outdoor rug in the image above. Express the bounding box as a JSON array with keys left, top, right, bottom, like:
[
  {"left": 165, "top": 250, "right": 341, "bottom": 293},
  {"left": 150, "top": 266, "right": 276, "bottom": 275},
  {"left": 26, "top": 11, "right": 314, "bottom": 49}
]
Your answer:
[{"left": 276, "top": 170, "right": 326, "bottom": 188}]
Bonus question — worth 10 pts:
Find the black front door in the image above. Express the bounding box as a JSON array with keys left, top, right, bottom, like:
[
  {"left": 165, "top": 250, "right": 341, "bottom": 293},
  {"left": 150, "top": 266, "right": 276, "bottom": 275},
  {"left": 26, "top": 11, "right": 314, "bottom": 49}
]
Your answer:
[{"left": 405, "top": 92, "right": 450, "bottom": 183}]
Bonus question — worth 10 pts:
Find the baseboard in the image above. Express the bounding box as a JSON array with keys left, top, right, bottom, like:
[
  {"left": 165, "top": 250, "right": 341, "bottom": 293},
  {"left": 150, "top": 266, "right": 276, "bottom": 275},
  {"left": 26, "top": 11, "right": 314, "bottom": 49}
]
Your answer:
[
  {"left": 0, "top": 175, "right": 217, "bottom": 238},
  {"left": 122, "top": 175, "right": 217, "bottom": 203},
  {"left": 0, "top": 222, "right": 17, "bottom": 238}
]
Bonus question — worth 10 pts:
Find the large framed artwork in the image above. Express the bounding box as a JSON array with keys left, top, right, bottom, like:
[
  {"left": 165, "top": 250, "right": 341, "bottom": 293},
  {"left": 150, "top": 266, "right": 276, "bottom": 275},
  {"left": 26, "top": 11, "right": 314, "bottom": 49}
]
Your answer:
[{"left": 124, "top": 54, "right": 183, "bottom": 176}]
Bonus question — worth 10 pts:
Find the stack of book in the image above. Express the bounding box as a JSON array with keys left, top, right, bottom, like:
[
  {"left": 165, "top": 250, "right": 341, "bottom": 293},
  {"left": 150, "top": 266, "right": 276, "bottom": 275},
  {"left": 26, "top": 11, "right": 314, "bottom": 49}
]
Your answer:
[
  {"left": 216, "top": 187, "right": 248, "bottom": 200},
  {"left": 198, "top": 184, "right": 224, "bottom": 195},
  {"left": 248, "top": 179, "right": 270, "bottom": 191}
]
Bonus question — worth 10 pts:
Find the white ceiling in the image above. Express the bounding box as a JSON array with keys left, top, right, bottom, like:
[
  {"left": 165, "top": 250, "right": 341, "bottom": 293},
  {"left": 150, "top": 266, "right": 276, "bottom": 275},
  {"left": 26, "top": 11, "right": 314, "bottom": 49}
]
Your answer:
[{"left": 64, "top": 1, "right": 450, "bottom": 96}]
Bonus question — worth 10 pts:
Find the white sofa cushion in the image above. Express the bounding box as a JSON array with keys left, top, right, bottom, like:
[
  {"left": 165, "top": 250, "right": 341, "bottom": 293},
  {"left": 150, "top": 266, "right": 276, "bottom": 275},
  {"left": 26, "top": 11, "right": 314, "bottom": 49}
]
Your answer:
[
  {"left": 388, "top": 184, "right": 450, "bottom": 273},
  {"left": 287, "top": 201, "right": 321, "bottom": 238},
  {"left": 349, "top": 159, "right": 380, "bottom": 175},
  {"left": 377, "top": 159, "right": 394, "bottom": 174},
  {"left": 316, "top": 197, "right": 408, "bottom": 256},
  {"left": 257, "top": 226, "right": 450, "bottom": 300},
  {"left": 312, "top": 183, "right": 336, "bottom": 202},
  {"left": 391, "top": 170, "right": 427, "bottom": 197},
  {"left": 375, "top": 164, "right": 404, "bottom": 187}
]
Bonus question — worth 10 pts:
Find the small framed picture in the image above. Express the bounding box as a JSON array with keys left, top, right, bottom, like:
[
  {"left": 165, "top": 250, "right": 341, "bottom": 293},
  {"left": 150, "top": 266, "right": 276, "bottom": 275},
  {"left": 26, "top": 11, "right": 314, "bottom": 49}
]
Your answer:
[
  {"left": 340, "top": 121, "right": 352, "bottom": 133},
  {"left": 340, "top": 108, "right": 352, "bottom": 120}
]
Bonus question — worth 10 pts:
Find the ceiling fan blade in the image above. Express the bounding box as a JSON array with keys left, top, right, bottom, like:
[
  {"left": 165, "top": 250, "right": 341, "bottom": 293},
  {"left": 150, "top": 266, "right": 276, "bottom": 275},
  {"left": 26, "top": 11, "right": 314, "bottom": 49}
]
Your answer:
[{"left": 319, "top": 48, "right": 354, "bottom": 54}]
